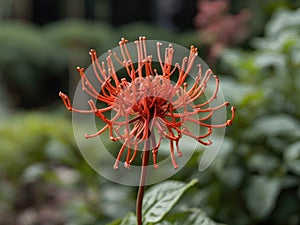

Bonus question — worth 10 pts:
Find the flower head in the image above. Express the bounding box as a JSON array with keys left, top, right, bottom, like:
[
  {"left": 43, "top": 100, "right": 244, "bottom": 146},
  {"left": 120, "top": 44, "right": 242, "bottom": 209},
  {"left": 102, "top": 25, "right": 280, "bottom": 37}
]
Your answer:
[{"left": 59, "top": 36, "right": 235, "bottom": 169}]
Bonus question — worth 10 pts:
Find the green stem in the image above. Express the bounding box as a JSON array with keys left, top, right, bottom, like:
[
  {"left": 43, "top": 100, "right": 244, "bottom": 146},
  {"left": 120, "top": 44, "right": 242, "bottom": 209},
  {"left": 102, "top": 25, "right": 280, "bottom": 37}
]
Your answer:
[{"left": 136, "top": 141, "right": 150, "bottom": 225}]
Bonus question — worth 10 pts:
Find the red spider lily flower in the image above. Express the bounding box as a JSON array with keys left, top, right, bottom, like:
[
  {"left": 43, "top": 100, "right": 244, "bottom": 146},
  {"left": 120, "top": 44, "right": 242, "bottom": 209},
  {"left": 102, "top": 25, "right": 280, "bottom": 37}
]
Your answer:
[{"left": 59, "top": 36, "right": 235, "bottom": 169}]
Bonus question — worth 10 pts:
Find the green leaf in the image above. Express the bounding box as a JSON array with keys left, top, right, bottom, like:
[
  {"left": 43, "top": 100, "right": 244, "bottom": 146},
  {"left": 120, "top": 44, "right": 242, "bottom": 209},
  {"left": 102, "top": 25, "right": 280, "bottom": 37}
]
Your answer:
[
  {"left": 284, "top": 141, "right": 300, "bottom": 175},
  {"left": 244, "top": 176, "right": 281, "bottom": 219},
  {"left": 106, "top": 218, "right": 122, "bottom": 225},
  {"left": 165, "top": 208, "right": 224, "bottom": 225},
  {"left": 285, "top": 161, "right": 300, "bottom": 175},
  {"left": 143, "top": 179, "right": 198, "bottom": 224},
  {"left": 244, "top": 115, "right": 300, "bottom": 140},
  {"left": 155, "top": 221, "right": 173, "bottom": 225},
  {"left": 120, "top": 213, "right": 136, "bottom": 225},
  {"left": 284, "top": 150, "right": 300, "bottom": 175},
  {"left": 247, "top": 153, "right": 280, "bottom": 174},
  {"left": 266, "top": 8, "right": 300, "bottom": 36},
  {"left": 218, "top": 77, "right": 260, "bottom": 105},
  {"left": 254, "top": 53, "right": 287, "bottom": 76},
  {"left": 284, "top": 141, "right": 300, "bottom": 161}
]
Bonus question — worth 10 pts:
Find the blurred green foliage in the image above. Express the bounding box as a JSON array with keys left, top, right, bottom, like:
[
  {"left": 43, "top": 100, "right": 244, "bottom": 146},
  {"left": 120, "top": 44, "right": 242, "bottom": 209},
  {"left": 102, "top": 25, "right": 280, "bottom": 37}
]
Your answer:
[
  {"left": 0, "top": 19, "right": 198, "bottom": 108},
  {"left": 192, "top": 7, "right": 300, "bottom": 225},
  {"left": 0, "top": 111, "right": 136, "bottom": 225}
]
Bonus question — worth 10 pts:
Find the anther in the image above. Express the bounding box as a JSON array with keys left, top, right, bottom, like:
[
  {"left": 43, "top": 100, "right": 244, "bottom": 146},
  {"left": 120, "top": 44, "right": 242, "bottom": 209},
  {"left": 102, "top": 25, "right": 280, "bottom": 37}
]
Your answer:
[{"left": 124, "top": 162, "right": 131, "bottom": 169}]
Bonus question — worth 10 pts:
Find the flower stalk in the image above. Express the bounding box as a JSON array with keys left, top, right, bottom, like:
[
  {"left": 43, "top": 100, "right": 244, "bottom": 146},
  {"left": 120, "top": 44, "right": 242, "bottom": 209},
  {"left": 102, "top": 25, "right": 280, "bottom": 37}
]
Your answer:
[{"left": 136, "top": 140, "right": 150, "bottom": 225}]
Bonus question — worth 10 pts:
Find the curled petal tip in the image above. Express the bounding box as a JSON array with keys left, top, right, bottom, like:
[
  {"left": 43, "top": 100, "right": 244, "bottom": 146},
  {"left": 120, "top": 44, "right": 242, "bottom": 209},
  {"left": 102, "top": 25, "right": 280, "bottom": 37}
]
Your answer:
[
  {"left": 113, "top": 164, "right": 119, "bottom": 170},
  {"left": 59, "top": 92, "right": 68, "bottom": 99},
  {"left": 124, "top": 162, "right": 131, "bottom": 169},
  {"left": 110, "top": 137, "right": 118, "bottom": 141},
  {"left": 76, "top": 66, "right": 83, "bottom": 73},
  {"left": 87, "top": 99, "right": 95, "bottom": 107},
  {"left": 120, "top": 37, "right": 128, "bottom": 44},
  {"left": 89, "top": 49, "right": 96, "bottom": 54},
  {"left": 227, "top": 120, "right": 233, "bottom": 126},
  {"left": 230, "top": 106, "right": 236, "bottom": 121},
  {"left": 58, "top": 91, "right": 64, "bottom": 97}
]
